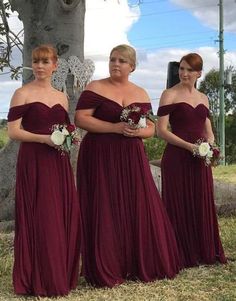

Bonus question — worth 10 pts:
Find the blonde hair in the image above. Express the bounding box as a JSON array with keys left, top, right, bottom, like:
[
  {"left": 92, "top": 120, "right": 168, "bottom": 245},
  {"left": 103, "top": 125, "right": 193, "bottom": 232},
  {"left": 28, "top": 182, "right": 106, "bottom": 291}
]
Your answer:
[
  {"left": 32, "top": 44, "right": 58, "bottom": 63},
  {"left": 110, "top": 44, "right": 136, "bottom": 72}
]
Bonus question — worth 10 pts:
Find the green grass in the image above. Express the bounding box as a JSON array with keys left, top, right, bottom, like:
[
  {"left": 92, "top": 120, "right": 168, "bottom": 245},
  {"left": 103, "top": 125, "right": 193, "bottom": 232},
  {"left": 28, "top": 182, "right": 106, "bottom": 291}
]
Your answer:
[
  {"left": 0, "top": 127, "right": 8, "bottom": 149},
  {"left": 0, "top": 216, "right": 236, "bottom": 301},
  {"left": 213, "top": 164, "right": 236, "bottom": 184}
]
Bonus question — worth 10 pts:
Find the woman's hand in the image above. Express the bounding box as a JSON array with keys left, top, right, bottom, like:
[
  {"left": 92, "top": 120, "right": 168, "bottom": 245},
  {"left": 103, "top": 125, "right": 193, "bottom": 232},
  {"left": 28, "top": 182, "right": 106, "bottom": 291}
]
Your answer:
[
  {"left": 113, "top": 122, "right": 139, "bottom": 137},
  {"left": 113, "top": 122, "right": 128, "bottom": 134},
  {"left": 122, "top": 125, "right": 140, "bottom": 138},
  {"left": 114, "top": 122, "right": 140, "bottom": 137},
  {"left": 42, "top": 135, "right": 57, "bottom": 147},
  {"left": 187, "top": 142, "right": 197, "bottom": 154},
  {"left": 112, "top": 122, "right": 154, "bottom": 139}
]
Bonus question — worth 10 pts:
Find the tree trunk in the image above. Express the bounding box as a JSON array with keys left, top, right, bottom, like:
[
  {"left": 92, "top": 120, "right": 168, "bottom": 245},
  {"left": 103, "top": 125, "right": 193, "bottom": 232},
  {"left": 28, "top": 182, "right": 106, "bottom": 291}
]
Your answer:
[{"left": 0, "top": 0, "right": 86, "bottom": 226}]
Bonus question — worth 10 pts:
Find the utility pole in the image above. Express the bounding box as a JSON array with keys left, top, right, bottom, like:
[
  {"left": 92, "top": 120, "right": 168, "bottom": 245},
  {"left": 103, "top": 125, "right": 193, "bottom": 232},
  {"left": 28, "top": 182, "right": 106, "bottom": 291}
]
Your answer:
[{"left": 219, "top": 0, "right": 225, "bottom": 165}]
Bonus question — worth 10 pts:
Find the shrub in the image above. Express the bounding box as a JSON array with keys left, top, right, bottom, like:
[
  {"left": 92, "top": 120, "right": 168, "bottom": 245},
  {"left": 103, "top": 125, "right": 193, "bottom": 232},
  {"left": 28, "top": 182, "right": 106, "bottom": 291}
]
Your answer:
[{"left": 143, "top": 136, "right": 166, "bottom": 161}]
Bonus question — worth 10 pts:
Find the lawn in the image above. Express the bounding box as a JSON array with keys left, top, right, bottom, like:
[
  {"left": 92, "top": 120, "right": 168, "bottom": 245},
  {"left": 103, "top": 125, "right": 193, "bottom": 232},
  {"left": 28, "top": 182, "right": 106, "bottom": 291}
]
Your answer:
[
  {"left": 0, "top": 128, "right": 8, "bottom": 149},
  {"left": 0, "top": 216, "right": 235, "bottom": 301},
  {"left": 213, "top": 164, "right": 236, "bottom": 185}
]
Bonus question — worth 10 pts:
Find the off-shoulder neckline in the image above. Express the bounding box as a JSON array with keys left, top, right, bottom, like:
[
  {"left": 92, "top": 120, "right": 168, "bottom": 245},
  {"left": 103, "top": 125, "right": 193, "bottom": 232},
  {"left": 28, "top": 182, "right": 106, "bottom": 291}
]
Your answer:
[
  {"left": 158, "top": 102, "right": 208, "bottom": 110},
  {"left": 10, "top": 101, "right": 67, "bottom": 112},
  {"left": 82, "top": 90, "right": 151, "bottom": 109}
]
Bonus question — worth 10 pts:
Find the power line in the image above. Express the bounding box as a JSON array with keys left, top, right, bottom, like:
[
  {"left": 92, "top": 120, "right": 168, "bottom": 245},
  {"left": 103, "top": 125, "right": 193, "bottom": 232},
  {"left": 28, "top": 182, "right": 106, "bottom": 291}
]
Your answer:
[
  {"left": 84, "top": 37, "right": 218, "bottom": 57},
  {"left": 127, "top": 4, "right": 217, "bottom": 18},
  {"left": 130, "top": 29, "right": 216, "bottom": 42}
]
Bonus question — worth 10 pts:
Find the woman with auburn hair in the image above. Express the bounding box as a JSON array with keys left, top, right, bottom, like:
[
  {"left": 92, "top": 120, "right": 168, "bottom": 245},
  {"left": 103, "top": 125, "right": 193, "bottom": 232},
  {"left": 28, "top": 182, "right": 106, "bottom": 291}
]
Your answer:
[
  {"left": 7, "top": 44, "right": 81, "bottom": 297},
  {"left": 75, "top": 44, "right": 181, "bottom": 287},
  {"left": 157, "top": 53, "right": 227, "bottom": 268}
]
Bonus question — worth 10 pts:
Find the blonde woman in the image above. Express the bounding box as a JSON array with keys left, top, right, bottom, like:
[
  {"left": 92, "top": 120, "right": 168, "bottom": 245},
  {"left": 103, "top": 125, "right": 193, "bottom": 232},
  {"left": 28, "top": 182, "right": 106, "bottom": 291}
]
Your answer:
[{"left": 75, "top": 44, "right": 181, "bottom": 287}]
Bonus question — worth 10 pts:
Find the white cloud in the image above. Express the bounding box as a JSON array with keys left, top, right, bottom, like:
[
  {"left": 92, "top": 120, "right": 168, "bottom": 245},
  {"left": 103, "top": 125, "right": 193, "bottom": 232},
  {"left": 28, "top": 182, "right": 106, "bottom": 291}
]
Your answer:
[
  {"left": 171, "top": 0, "right": 236, "bottom": 32},
  {"left": 1, "top": 0, "right": 236, "bottom": 118},
  {"left": 84, "top": 0, "right": 140, "bottom": 78},
  {"left": 0, "top": 81, "right": 22, "bottom": 118},
  {"left": 84, "top": 0, "right": 236, "bottom": 113},
  {"left": 131, "top": 46, "right": 236, "bottom": 113},
  {"left": 0, "top": 11, "right": 23, "bottom": 118}
]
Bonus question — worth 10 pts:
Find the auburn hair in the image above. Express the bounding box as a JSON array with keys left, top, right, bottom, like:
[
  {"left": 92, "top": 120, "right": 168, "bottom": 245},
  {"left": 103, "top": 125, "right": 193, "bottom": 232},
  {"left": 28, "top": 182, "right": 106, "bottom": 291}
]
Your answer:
[
  {"left": 32, "top": 44, "right": 58, "bottom": 63},
  {"left": 180, "top": 53, "right": 203, "bottom": 71}
]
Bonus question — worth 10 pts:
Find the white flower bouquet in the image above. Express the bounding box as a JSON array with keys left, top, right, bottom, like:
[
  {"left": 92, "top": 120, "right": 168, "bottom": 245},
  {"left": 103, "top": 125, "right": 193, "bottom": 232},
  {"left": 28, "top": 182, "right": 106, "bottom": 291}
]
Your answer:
[
  {"left": 50, "top": 123, "right": 81, "bottom": 153},
  {"left": 193, "top": 139, "right": 221, "bottom": 167}
]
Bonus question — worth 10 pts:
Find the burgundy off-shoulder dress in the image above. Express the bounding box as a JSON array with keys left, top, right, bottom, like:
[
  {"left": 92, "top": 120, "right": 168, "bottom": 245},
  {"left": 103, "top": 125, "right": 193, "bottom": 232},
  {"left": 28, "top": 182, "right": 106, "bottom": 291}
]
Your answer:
[
  {"left": 8, "top": 102, "right": 81, "bottom": 297},
  {"left": 76, "top": 90, "right": 181, "bottom": 287},
  {"left": 157, "top": 102, "right": 226, "bottom": 268}
]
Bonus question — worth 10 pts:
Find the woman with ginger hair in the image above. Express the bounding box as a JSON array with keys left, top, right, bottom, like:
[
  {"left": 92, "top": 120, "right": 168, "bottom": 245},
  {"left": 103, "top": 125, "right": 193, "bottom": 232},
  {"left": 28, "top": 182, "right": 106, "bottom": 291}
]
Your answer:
[
  {"left": 7, "top": 44, "right": 81, "bottom": 297},
  {"left": 157, "top": 53, "right": 226, "bottom": 268}
]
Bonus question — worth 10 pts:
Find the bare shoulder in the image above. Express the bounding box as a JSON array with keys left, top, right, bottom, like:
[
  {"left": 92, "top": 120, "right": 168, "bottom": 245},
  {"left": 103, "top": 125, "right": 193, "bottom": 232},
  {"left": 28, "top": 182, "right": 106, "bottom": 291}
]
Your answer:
[
  {"left": 129, "top": 82, "right": 149, "bottom": 102},
  {"left": 10, "top": 85, "right": 29, "bottom": 107},
  {"left": 84, "top": 79, "right": 104, "bottom": 93},
  {"left": 53, "top": 88, "right": 67, "bottom": 100},
  {"left": 159, "top": 87, "right": 176, "bottom": 106},
  {"left": 52, "top": 88, "right": 68, "bottom": 110},
  {"left": 199, "top": 91, "right": 209, "bottom": 108}
]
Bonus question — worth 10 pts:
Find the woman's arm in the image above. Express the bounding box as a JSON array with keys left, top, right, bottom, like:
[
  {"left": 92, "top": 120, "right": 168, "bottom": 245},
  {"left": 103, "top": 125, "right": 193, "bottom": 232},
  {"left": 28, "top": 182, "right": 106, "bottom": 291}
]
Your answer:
[
  {"left": 7, "top": 89, "right": 54, "bottom": 146},
  {"left": 74, "top": 108, "right": 127, "bottom": 134},
  {"left": 156, "top": 90, "right": 195, "bottom": 152},
  {"left": 202, "top": 118, "right": 214, "bottom": 144},
  {"left": 8, "top": 118, "right": 53, "bottom": 145},
  {"left": 201, "top": 94, "right": 215, "bottom": 144},
  {"left": 75, "top": 108, "right": 155, "bottom": 138},
  {"left": 156, "top": 116, "right": 194, "bottom": 152}
]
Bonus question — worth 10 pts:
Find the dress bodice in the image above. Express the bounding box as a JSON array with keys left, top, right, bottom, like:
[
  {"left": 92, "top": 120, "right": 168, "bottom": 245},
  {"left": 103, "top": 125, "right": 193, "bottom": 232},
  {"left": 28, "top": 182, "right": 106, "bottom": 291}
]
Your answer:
[
  {"left": 157, "top": 102, "right": 210, "bottom": 142},
  {"left": 8, "top": 102, "right": 70, "bottom": 135},
  {"left": 76, "top": 90, "right": 152, "bottom": 123}
]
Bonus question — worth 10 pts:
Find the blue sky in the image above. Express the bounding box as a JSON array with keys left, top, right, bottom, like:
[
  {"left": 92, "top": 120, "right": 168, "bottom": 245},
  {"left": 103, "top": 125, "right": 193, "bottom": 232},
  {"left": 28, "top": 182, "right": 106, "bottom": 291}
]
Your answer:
[
  {"left": 129, "top": 2, "right": 215, "bottom": 50},
  {"left": 128, "top": 1, "right": 236, "bottom": 51},
  {"left": 1, "top": 0, "right": 236, "bottom": 118}
]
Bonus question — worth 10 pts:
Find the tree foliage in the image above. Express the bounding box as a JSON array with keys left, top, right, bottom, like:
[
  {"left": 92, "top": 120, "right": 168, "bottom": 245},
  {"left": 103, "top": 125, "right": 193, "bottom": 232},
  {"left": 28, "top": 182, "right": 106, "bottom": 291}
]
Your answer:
[
  {"left": 199, "top": 68, "right": 236, "bottom": 114},
  {"left": 0, "top": 0, "right": 141, "bottom": 80},
  {"left": 199, "top": 68, "right": 236, "bottom": 163},
  {"left": 225, "top": 113, "right": 236, "bottom": 164},
  {"left": 0, "top": 0, "right": 23, "bottom": 79}
]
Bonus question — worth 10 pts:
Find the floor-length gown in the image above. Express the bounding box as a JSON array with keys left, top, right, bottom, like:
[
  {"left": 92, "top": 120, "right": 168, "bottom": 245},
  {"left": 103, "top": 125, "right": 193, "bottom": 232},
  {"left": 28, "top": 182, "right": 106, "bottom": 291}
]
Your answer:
[
  {"left": 8, "top": 102, "right": 81, "bottom": 297},
  {"left": 76, "top": 90, "right": 181, "bottom": 288},
  {"left": 157, "top": 102, "right": 227, "bottom": 268}
]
